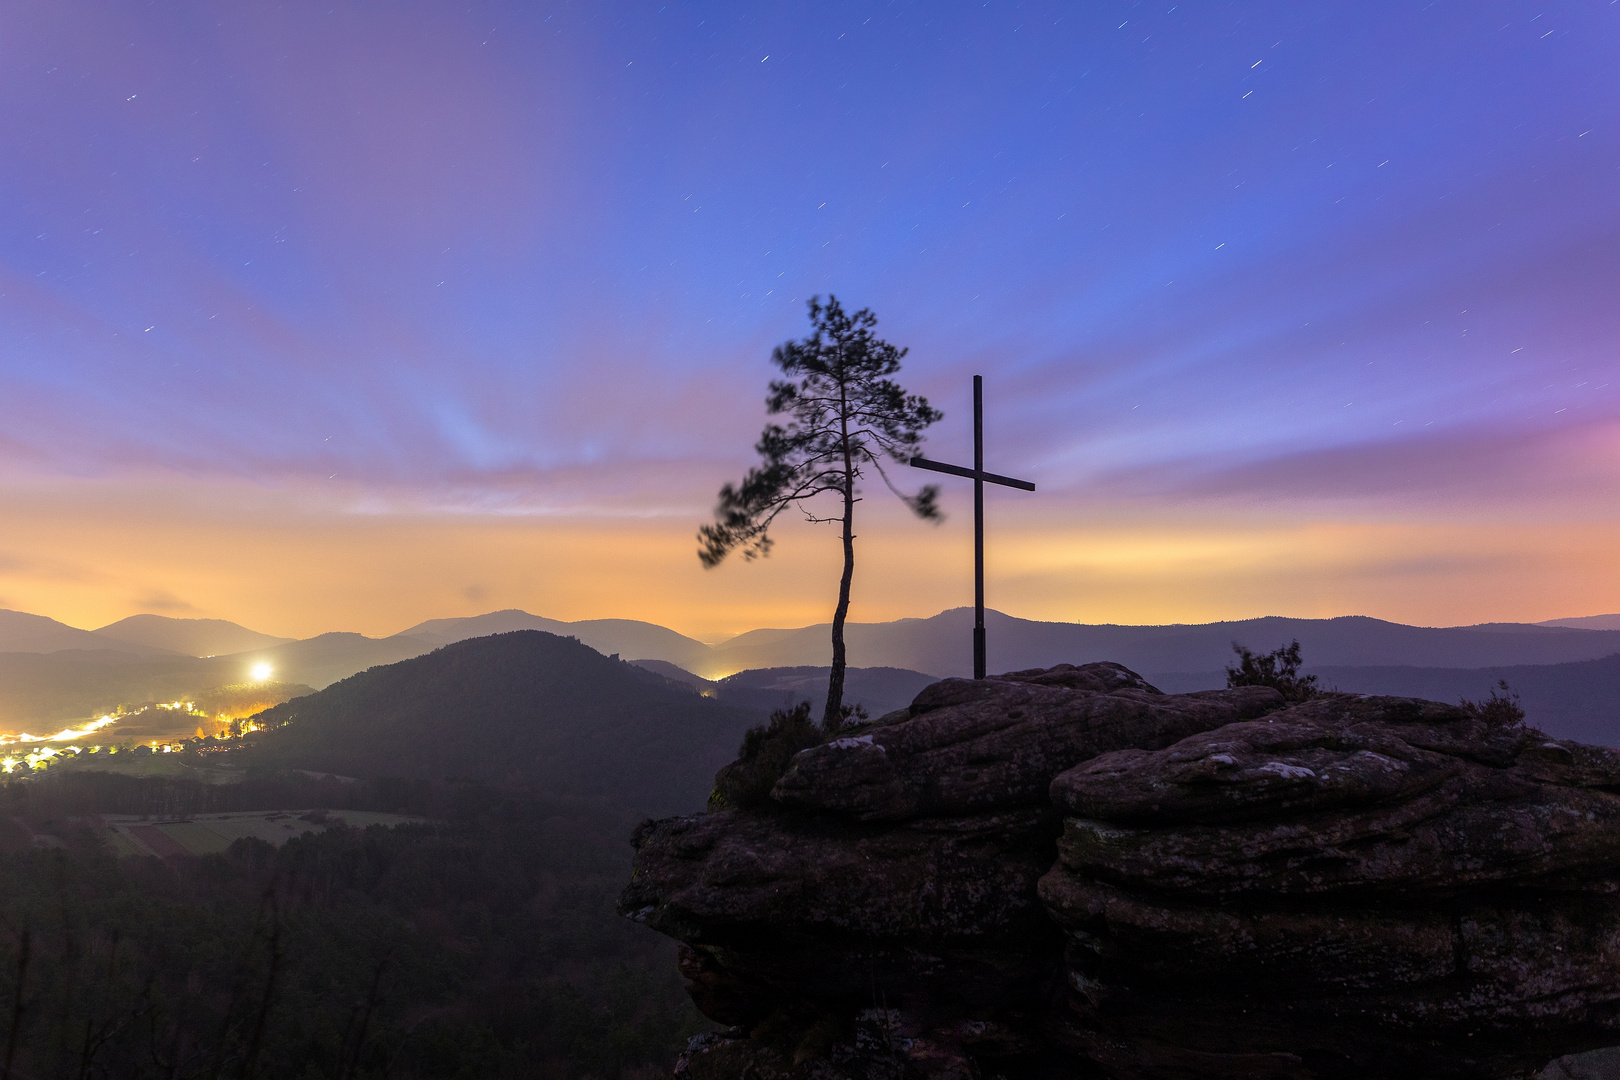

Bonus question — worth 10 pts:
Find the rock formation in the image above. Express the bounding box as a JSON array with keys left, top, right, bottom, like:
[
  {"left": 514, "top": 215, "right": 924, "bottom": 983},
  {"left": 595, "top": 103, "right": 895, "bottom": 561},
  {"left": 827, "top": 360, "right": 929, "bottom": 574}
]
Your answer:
[{"left": 621, "top": 663, "right": 1620, "bottom": 1079}]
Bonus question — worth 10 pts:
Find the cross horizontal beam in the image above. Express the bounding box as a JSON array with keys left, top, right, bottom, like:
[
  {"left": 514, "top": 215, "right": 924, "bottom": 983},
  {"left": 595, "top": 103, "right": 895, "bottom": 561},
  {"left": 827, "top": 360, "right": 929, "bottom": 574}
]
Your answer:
[{"left": 908, "top": 456, "right": 1035, "bottom": 492}]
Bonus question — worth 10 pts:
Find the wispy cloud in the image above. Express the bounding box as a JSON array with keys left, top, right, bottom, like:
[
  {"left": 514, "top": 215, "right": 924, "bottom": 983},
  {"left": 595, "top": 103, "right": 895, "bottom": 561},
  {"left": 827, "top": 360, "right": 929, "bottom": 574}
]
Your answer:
[{"left": 0, "top": 1, "right": 1615, "bottom": 629}]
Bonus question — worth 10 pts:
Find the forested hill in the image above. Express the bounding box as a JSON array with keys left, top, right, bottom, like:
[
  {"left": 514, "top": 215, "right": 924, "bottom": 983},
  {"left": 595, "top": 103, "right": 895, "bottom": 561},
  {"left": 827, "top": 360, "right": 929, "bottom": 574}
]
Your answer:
[
  {"left": 2, "top": 632, "right": 752, "bottom": 1077},
  {"left": 248, "top": 630, "right": 765, "bottom": 816}
]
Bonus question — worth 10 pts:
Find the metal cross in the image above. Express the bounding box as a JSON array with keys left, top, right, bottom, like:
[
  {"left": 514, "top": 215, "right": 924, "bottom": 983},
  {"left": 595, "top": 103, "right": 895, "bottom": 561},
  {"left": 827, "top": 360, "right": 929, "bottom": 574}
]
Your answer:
[{"left": 909, "top": 375, "right": 1034, "bottom": 679}]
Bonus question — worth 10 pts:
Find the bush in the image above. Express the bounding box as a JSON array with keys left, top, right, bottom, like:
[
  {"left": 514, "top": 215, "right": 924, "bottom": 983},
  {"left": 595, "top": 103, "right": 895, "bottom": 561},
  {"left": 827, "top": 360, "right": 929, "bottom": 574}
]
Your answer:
[
  {"left": 708, "top": 702, "right": 831, "bottom": 811},
  {"left": 1226, "top": 640, "right": 1318, "bottom": 702},
  {"left": 1460, "top": 679, "right": 1526, "bottom": 727}
]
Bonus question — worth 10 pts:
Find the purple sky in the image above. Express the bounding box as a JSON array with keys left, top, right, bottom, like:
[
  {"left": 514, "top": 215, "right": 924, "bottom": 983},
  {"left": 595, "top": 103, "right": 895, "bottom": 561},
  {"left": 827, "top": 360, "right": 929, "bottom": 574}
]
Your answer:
[{"left": 0, "top": 2, "right": 1617, "bottom": 637}]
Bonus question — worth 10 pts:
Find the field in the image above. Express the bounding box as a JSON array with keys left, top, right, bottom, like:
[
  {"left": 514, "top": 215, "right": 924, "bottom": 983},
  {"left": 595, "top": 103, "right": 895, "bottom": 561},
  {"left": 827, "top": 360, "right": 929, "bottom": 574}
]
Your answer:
[
  {"left": 102, "top": 808, "right": 421, "bottom": 856},
  {"left": 47, "top": 752, "right": 237, "bottom": 781}
]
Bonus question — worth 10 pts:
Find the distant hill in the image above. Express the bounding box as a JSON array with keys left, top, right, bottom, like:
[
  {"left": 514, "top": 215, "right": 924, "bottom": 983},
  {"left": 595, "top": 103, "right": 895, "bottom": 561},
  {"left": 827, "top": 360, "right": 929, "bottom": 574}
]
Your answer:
[
  {"left": 628, "top": 661, "right": 940, "bottom": 719},
  {"left": 226, "top": 632, "right": 438, "bottom": 690},
  {"left": 1540, "top": 614, "right": 1620, "bottom": 631},
  {"left": 0, "top": 653, "right": 307, "bottom": 732},
  {"left": 0, "top": 651, "right": 221, "bottom": 728},
  {"left": 14, "top": 602, "right": 1620, "bottom": 748},
  {"left": 0, "top": 632, "right": 436, "bottom": 728},
  {"left": 715, "top": 666, "right": 939, "bottom": 718},
  {"left": 0, "top": 610, "right": 173, "bottom": 657},
  {"left": 93, "top": 614, "right": 294, "bottom": 657},
  {"left": 1150, "top": 659, "right": 1620, "bottom": 748},
  {"left": 1297, "top": 657, "right": 1620, "bottom": 747},
  {"left": 705, "top": 608, "right": 1620, "bottom": 679},
  {"left": 247, "top": 631, "right": 767, "bottom": 816},
  {"left": 392, "top": 609, "right": 572, "bottom": 643},
  {"left": 394, "top": 609, "right": 713, "bottom": 672},
  {"left": 629, "top": 658, "right": 710, "bottom": 687}
]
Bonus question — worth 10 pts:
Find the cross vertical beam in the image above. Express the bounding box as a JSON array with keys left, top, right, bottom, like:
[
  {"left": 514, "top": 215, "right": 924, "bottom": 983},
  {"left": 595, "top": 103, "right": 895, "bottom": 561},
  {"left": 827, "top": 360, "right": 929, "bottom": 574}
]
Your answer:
[
  {"left": 909, "top": 375, "right": 1034, "bottom": 679},
  {"left": 973, "top": 375, "right": 986, "bottom": 680}
]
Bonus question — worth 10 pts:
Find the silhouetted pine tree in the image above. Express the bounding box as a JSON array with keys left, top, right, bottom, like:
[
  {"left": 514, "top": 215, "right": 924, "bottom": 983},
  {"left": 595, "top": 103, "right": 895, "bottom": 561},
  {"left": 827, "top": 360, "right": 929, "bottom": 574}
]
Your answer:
[{"left": 699, "top": 297, "right": 942, "bottom": 722}]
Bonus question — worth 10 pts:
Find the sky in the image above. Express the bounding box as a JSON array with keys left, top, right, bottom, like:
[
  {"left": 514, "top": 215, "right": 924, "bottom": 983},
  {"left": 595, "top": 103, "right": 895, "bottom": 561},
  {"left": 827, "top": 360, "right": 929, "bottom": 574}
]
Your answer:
[{"left": 0, "top": 0, "right": 1616, "bottom": 641}]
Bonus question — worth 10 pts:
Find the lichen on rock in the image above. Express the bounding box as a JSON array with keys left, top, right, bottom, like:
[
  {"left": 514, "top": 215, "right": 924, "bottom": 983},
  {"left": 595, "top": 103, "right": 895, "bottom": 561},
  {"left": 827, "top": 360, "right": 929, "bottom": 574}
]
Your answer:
[{"left": 622, "top": 663, "right": 1620, "bottom": 1080}]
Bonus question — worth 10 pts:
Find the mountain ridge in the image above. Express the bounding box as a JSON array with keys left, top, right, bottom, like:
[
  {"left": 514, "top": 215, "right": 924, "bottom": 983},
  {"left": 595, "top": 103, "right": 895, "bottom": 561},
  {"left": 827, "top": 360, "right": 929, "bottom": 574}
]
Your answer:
[
  {"left": 1540, "top": 613, "right": 1620, "bottom": 631},
  {"left": 13, "top": 606, "right": 1620, "bottom": 679},
  {"left": 9, "top": 606, "right": 1620, "bottom": 735},
  {"left": 93, "top": 614, "right": 294, "bottom": 657},
  {"left": 0, "top": 609, "right": 176, "bottom": 657},
  {"left": 390, "top": 609, "right": 712, "bottom": 670},
  {"left": 702, "top": 608, "right": 1620, "bottom": 678}
]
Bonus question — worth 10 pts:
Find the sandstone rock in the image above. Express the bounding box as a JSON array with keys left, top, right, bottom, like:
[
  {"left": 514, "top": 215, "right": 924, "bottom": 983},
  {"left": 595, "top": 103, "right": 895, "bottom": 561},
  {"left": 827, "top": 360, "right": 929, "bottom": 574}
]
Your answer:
[
  {"left": 1539, "top": 1047, "right": 1620, "bottom": 1080},
  {"left": 771, "top": 666, "right": 1281, "bottom": 821},
  {"left": 623, "top": 665, "right": 1620, "bottom": 1080},
  {"left": 623, "top": 803, "right": 1061, "bottom": 1029},
  {"left": 1048, "top": 706, "right": 1620, "bottom": 897},
  {"left": 1042, "top": 694, "right": 1620, "bottom": 1078}
]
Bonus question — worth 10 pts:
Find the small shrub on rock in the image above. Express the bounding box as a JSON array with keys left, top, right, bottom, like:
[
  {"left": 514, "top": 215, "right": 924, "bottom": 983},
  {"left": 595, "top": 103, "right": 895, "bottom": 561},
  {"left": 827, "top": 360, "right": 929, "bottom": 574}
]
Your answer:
[
  {"left": 1226, "top": 640, "right": 1318, "bottom": 702},
  {"left": 1460, "top": 679, "right": 1526, "bottom": 727},
  {"left": 710, "top": 701, "right": 829, "bottom": 811}
]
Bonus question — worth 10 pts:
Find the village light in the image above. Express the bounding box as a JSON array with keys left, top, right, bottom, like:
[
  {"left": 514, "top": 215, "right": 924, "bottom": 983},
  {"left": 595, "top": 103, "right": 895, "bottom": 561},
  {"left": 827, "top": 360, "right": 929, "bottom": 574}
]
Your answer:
[{"left": 251, "top": 662, "right": 273, "bottom": 682}]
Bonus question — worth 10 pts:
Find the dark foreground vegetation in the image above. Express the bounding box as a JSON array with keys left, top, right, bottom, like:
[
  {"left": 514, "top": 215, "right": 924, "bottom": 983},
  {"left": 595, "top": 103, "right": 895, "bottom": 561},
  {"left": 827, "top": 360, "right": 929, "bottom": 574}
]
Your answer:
[
  {"left": 0, "top": 772, "right": 704, "bottom": 1080},
  {"left": 707, "top": 701, "right": 830, "bottom": 811},
  {"left": 1225, "top": 639, "right": 1319, "bottom": 701}
]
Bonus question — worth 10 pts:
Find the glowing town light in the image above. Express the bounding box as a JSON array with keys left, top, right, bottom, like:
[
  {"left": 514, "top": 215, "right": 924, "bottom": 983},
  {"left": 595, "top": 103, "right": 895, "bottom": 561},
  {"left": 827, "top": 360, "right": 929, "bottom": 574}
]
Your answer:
[
  {"left": 1, "top": 713, "right": 122, "bottom": 747},
  {"left": 251, "top": 662, "right": 273, "bottom": 682},
  {"left": 23, "top": 747, "right": 56, "bottom": 769}
]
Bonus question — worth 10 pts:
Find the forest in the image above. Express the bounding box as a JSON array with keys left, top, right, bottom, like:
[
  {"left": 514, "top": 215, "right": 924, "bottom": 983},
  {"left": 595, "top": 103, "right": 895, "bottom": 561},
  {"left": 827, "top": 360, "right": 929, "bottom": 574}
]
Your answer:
[{"left": 0, "top": 771, "right": 706, "bottom": 1079}]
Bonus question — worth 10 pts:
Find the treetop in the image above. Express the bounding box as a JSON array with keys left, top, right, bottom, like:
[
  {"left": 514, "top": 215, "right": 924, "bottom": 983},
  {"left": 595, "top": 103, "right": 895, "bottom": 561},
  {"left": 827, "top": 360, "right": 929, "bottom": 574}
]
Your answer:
[{"left": 698, "top": 295, "right": 942, "bottom": 568}]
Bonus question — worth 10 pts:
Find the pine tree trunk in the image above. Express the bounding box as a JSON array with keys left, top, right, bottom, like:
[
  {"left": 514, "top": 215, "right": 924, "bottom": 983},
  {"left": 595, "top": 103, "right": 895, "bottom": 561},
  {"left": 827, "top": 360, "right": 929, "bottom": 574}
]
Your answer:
[
  {"left": 825, "top": 479, "right": 854, "bottom": 727},
  {"left": 825, "top": 380, "right": 855, "bottom": 727}
]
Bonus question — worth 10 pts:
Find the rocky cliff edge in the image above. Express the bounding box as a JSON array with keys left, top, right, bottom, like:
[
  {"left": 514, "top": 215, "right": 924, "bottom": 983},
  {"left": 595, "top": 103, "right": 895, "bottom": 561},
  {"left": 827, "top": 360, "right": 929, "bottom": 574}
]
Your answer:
[{"left": 620, "top": 663, "right": 1620, "bottom": 1080}]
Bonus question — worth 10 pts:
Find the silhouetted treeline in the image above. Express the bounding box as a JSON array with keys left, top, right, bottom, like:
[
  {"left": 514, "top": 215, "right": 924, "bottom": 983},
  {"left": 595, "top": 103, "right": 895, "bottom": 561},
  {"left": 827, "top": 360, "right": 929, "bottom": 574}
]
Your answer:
[{"left": 0, "top": 773, "right": 705, "bottom": 1079}]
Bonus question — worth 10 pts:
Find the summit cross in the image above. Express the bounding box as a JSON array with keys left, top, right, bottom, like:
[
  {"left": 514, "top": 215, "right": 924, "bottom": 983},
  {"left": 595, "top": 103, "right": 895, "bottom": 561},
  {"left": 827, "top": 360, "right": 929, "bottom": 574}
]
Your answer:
[{"left": 909, "top": 375, "right": 1035, "bottom": 680}]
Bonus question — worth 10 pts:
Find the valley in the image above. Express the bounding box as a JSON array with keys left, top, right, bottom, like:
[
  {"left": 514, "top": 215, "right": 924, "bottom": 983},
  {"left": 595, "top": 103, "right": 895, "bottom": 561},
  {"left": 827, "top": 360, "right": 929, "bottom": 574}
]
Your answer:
[
  {"left": 4, "top": 613, "right": 1618, "bottom": 1079},
  {"left": 5, "top": 606, "right": 1620, "bottom": 758}
]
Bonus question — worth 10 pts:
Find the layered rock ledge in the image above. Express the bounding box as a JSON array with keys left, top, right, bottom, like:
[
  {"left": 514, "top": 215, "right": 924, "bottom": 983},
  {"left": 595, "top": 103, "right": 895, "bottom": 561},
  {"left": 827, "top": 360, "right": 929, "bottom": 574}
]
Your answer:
[{"left": 621, "top": 663, "right": 1620, "bottom": 1079}]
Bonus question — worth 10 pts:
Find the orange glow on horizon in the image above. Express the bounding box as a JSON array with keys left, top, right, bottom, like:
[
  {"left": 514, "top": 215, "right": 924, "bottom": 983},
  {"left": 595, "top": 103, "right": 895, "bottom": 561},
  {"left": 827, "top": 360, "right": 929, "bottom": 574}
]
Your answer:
[{"left": 1, "top": 474, "right": 1618, "bottom": 641}]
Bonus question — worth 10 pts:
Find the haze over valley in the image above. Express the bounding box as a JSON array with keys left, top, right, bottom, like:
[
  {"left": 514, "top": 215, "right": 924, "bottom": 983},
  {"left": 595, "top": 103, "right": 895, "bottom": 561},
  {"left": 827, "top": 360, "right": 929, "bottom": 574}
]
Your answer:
[{"left": 7, "top": 603, "right": 1620, "bottom": 770}]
